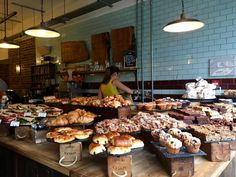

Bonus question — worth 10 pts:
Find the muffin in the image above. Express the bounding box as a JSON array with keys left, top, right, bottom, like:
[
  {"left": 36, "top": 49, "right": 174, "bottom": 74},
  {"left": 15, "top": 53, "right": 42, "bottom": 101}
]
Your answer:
[
  {"left": 159, "top": 132, "right": 172, "bottom": 146},
  {"left": 137, "top": 103, "right": 144, "bottom": 110},
  {"left": 166, "top": 137, "right": 182, "bottom": 154},
  {"left": 144, "top": 103, "right": 156, "bottom": 111},
  {"left": 157, "top": 103, "right": 167, "bottom": 110},
  {"left": 180, "top": 132, "right": 193, "bottom": 142},
  {"left": 168, "top": 128, "right": 182, "bottom": 139},
  {"left": 165, "top": 103, "right": 172, "bottom": 110},
  {"left": 170, "top": 102, "right": 178, "bottom": 109},
  {"left": 151, "top": 129, "right": 165, "bottom": 142},
  {"left": 184, "top": 137, "right": 201, "bottom": 153}
]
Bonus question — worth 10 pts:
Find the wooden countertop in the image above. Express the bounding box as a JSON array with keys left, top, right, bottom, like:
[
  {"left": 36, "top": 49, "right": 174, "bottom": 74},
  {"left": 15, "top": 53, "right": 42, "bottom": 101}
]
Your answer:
[{"left": 0, "top": 136, "right": 234, "bottom": 177}]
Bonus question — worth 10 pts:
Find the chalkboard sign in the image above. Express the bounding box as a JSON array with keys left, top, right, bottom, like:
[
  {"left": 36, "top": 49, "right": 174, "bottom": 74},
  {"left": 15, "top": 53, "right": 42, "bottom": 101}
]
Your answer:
[{"left": 123, "top": 50, "right": 136, "bottom": 68}]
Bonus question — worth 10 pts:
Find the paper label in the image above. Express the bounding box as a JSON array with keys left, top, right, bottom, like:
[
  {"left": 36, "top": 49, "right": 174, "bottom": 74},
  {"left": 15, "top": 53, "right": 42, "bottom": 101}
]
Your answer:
[
  {"left": 24, "top": 112, "right": 32, "bottom": 117},
  {"left": 10, "top": 121, "right": 20, "bottom": 127},
  {"left": 38, "top": 112, "right": 47, "bottom": 117}
]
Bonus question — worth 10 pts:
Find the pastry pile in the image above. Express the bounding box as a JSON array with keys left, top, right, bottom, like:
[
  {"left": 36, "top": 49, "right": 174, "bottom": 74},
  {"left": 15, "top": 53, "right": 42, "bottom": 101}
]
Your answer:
[
  {"left": 46, "top": 108, "right": 96, "bottom": 126},
  {"left": 72, "top": 95, "right": 131, "bottom": 108},
  {"left": 89, "top": 132, "right": 144, "bottom": 155},
  {"left": 46, "top": 127, "right": 93, "bottom": 143},
  {"left": 95, "top": 112, "right": 187, "bottom": 134}
]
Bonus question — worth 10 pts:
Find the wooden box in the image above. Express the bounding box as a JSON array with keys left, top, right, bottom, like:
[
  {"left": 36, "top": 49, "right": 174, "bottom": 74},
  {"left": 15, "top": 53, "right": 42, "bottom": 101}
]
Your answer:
[
  {"left": 0, "top": 124, "right": 10, "bottom": 137},
  {"left": 59, "top": 142, "right": 82, "bottom": 167},
  {"left": 201, "top": 142, "right": 231, "bottom": 162},
  {"left": 31, "top": 129, "right": 48, "bottom": 144},
  {"left": 107, "top": 155, "right": 132, "bottom": 177},
  {"left": 15, "top": 126, "right": 31, "bottom": 140},
  {"left": 155, "top": 150, "right": 194, "bottom": 177}
]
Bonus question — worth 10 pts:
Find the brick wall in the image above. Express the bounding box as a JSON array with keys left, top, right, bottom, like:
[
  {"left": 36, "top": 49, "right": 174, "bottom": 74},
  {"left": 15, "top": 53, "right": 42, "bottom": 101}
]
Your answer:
[{"left": 8, "top": 38, "right": 36, "bottom": 96}]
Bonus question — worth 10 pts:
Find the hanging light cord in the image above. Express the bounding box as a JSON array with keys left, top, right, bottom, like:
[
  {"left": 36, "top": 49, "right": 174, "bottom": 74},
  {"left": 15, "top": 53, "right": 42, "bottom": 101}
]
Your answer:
[
  {"left": 4, "top": 0, "right": 7, "bottom": 39},
  {"left": 41, "top": 0, "right": 44, "bottom": 23},
  {"left": 181, "top": 0, "right": 184, "bottom": 14}
]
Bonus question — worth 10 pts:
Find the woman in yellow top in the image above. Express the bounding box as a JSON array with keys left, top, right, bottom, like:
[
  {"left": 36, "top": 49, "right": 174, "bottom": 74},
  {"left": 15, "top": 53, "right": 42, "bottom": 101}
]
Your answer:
[{"left": 98, "top": 66, "right": 134, "bottom": 99}]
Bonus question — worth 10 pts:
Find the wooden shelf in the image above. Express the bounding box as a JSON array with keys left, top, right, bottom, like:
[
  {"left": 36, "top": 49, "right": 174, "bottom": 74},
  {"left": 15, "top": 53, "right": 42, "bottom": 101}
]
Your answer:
[{"left": 77, "top": 67, "right": 137, "bottom": 75}]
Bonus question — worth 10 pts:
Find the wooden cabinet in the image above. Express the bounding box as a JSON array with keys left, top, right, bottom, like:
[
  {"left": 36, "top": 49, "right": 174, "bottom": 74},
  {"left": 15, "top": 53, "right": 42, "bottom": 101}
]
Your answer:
[
  {"left": 31, "top": 63, "right": 56, "bottom": 98},
  {"left": 0, "top": 145, "right": 68, "bottom": 177}
]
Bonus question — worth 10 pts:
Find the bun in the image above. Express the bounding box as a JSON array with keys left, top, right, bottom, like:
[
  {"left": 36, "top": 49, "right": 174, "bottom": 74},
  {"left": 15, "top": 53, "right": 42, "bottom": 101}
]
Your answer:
[
  {"left": 89, "top": 143, "right": 106, "bottom": 155},
  {"left": 121, "top": 134, "right": 135, "bottom": 141},
  {"left": 54, "top": 135, "right": 75, "bottom": 143},
  {"left": 74, "top": 133, "right": 90, "bottom": 140},
  {"left": 110, "top": 136, "right": 133, "bottom": 147},
  {"left": 107, "top": 146, "right": 131, "bottom": 155},
  {"left": 93, "top": 134, "right": 108, "bottom": 145},
  {"left": 131, "top": 139, "right": 144, "bottom": 149},
  {"left": 106, "top": 132, "right": 120, "bottom": 140}
]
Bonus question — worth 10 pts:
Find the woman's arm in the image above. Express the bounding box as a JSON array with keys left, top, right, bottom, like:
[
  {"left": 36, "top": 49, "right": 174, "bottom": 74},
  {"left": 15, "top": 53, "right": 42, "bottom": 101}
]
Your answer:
[
  {"left": 113, "top": 79, "right": 133, "bottom": 94},
  {"left": 98, "top": 88, "right": 103, "bottom": 99}
]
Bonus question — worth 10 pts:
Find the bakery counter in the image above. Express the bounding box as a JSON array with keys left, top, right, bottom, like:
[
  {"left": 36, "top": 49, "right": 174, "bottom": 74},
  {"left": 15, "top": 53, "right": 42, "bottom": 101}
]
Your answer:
[{"left": 0, "top": 136, "right": 235, "bottom": 177}]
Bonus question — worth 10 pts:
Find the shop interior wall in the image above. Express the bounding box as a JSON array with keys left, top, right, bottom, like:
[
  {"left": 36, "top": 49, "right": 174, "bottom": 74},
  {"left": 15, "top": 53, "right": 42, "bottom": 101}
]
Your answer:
[
  {"left": 8, "top": 38, "right": 36, "bottom": 96},
  {"left": 36, "top": 0, "right": 236, "bottom": 97}
]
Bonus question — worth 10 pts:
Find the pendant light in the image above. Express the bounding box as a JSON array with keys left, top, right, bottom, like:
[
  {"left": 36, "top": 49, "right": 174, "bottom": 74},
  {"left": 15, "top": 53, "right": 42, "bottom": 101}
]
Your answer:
[
  {"left": 163, "top": 0, "right": 204, "bottom": 33},
  {"left": 24, "top": 0, "right": 60, "bottom": 38},
  {"left": 0, "top": 0, "right": 19, "bottom": 49}
]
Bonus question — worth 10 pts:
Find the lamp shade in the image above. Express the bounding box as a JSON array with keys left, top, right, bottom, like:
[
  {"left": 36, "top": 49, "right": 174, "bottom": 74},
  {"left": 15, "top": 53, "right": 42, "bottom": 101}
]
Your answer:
[
  {"left": 163, "top": 15, "right": 204, "bottom": 33},
  {"left": 24, "top": 25, "right": 60, "bottom": 38},
  {"left": 0, "top": 41, "right": 20, "bottom": 49}
]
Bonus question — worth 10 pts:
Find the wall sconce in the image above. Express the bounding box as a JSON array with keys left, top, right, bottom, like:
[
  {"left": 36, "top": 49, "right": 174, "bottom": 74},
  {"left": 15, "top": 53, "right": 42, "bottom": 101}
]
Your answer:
[{"left": 16, "top": 64, "right": 21, "bottom": 74}]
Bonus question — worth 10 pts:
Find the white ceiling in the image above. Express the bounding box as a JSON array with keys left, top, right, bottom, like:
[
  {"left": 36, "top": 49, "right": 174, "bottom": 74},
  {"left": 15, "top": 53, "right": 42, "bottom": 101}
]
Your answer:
[{"left": 0, "top": 0, "right": 97, "bottom": 38}]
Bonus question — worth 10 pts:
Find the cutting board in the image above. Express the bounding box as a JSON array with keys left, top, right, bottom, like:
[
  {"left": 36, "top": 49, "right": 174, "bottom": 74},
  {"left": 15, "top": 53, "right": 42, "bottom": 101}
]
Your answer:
[
  {"left": 111, "top": 26, "right": 135, "bottom": 64},
  {"left": 91, "top": 32, "right": 110, "bottom": 65},
  {"left": 61, "top": 41, "right": 89, "bottom": 63}
]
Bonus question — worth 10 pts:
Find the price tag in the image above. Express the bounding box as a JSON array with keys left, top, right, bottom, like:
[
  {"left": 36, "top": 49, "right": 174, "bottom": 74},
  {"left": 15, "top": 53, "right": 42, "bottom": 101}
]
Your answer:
[
  {"left": 10, "top": 121, "right": 20, "bottom": 127},
  {"left": 24, "top": 112, "right": 32, "bottom": 117},
  {"left": 38, "top": 112, "right": 47, "bottom": 117}
]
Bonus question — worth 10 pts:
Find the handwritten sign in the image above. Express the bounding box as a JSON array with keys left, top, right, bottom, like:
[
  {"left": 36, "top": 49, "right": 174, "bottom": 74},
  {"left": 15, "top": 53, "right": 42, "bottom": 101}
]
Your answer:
[
  {"left": 108, "top": 155, "right": 132, "bottom": 177},
  {"left": 24, "top": 112, "right": 32, "bottom": 117}
]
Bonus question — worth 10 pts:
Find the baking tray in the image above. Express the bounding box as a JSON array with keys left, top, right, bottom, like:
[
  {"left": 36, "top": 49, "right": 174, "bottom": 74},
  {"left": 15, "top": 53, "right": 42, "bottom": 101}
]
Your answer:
[
  {"left": 47, "top": 136, "right": 92, "bottom": 144},
  {"left": 150, "top": 141, "right": 206, "bottom": 159},
  {"left": 183, "top": 98, "right": 217, "bottom": 103},
  {"left": 98, "top": 147, "right": 144, "bottom": 157},
  {"left": 204, "top": 139, "right": 236, "bottom": 144}
]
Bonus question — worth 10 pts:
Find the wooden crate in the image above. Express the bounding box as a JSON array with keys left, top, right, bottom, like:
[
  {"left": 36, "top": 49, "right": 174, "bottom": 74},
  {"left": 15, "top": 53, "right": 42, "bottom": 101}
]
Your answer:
[
  {"left": 14, "top": 126, "right": 31, "bottom": 140},
  {"left": 31, "top": 129, "right": 48, "bottom": 144},
  {"left": 107, "top": 155, "right": 132, "bottom": 177},
  {"left": 0, "top": 124, "right": 10, "bottom": 137},
  {"left": 155, "top": 150, "right": 194, "bottom": 177},
  {"left": 201, "top": 142, "right": 231, "bottom": 162}
]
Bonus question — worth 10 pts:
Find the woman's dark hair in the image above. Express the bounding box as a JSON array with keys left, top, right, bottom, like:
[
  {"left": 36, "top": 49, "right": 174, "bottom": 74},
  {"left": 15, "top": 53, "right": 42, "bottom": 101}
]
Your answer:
[{"left": 101, "top": 65, "right": 120, "bottom": 84}]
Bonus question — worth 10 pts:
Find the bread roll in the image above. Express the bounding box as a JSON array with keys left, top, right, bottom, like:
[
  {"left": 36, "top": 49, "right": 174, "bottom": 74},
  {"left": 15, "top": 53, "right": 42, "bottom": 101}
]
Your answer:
[
  {"left": 83, "top": 129, "right": 94, "bottom": 136},
  {"left": 110, "top": 136, "right": 133, "bottom": 147},
  {"left": 89, "top": 143, "right": 106, "bottom": 155},
  {"left": 107, "top": 146, "right": 131, "bottom": 155},
  {"left": 121, "top": 134, "right": 135, "bottom": 141},
  {"left": 131, "top": 139, "right": 144, "bottom": 149},
  {"left": 106, "top": 132, "right": 120, "bottom": 140},
  {"left": 92, "top": 134, "right": 108, "bottom": 145},
  {"left": 54, "top": 135, "right": 75, "bottom": 143}
]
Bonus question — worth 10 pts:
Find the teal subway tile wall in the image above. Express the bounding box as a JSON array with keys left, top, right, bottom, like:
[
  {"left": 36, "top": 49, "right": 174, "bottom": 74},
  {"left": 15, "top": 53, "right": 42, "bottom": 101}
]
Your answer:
[{"left": 36, "top": 0, "right": 236, "bottom": 95}]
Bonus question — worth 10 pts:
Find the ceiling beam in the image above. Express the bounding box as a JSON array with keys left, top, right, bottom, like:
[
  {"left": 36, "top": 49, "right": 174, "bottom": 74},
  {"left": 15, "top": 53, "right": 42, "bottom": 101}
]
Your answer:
[{"left": 11, "top": 2, "right": 44, "bottom": 13}]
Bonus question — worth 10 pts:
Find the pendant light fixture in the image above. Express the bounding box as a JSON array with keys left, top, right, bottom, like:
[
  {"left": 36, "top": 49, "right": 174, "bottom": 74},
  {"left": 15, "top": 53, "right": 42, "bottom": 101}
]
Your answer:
[
  {"left": 24, "top": 0, "right": 60, "bottom": 38},
  {"left": 0, "top": 0, "right": 19, "bottom": 49},
  {"left": 163, "top": 0, "right": 204, "bottom": 33}
]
